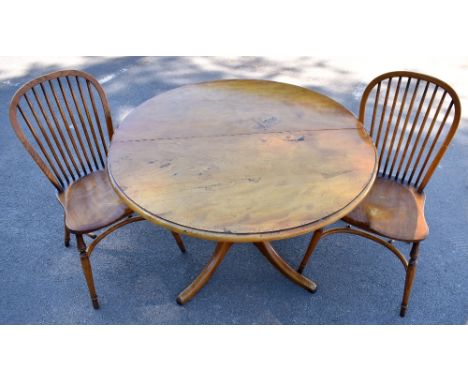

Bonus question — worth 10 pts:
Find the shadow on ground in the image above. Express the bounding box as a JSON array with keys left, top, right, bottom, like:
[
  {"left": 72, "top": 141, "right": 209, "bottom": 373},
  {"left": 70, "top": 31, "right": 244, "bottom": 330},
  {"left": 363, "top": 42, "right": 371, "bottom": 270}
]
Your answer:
[{"left": 0, "top": 56, "right": 466, "bottom": 324}]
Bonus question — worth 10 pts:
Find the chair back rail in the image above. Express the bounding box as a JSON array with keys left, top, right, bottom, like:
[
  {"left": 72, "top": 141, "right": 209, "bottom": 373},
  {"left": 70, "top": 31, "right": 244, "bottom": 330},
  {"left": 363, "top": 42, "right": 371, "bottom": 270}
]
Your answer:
[
  {"left": 358, "top": 71, "right": 461, "bottom": 192},
  {"left": 9, "top": 70, "right": 114, "bottom": 192}
]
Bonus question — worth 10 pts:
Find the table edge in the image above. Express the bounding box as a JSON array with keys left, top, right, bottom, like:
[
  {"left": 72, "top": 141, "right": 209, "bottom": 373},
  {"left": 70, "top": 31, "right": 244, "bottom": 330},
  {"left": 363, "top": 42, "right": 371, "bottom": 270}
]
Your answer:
[{"left": 107, "top": 143, "right": 378, "bottom": 243}]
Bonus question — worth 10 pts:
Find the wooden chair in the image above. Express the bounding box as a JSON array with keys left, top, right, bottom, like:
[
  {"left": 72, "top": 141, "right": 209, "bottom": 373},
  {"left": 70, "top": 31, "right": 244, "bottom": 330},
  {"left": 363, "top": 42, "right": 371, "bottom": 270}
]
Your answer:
[
  {"left": 297, "top": 71, "right": 461, "bottom": 317},
  {"left": 9, "top": 70, "right": 186, "bottom": 309}
]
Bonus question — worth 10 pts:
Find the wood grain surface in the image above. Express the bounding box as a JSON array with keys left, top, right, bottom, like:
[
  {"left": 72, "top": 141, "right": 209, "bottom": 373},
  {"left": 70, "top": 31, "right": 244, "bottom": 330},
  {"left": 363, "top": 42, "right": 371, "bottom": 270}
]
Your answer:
[
  {"left": 58, "top": 170, "right": 132, "bottom": 233},
  {"left": 108, "top": 80, "right": 377, "bottom": 242},
  {"left": 343, "top": 177, "right": 428, "bottom": 242}
]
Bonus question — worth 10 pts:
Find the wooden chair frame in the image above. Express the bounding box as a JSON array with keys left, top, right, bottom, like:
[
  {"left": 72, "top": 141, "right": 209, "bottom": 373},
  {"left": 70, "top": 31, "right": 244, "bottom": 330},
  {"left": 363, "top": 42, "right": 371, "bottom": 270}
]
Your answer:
[
  {"left": 297, "top": 71, "right": 461, "bottom": 317},
  {"left": 9, "top": 70, "right": 186, "bottom": 309}
]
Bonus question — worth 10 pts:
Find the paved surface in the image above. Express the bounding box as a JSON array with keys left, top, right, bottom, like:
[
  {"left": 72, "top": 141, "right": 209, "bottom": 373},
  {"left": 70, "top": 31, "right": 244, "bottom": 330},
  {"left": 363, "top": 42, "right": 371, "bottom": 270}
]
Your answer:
[{"left": 0, "top": 56, "right": 467, "bottom": 324}]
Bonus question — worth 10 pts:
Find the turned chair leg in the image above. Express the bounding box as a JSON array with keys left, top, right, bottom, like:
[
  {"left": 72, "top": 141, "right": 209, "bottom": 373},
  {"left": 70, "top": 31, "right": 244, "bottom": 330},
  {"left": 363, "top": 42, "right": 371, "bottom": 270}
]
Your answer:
[
  {"left": 76, "top": 234, "right": 100, "bottom": 309},
  {"left": 297, "top": 229, "right": 323, "bottom": 274},
  {"left": 400, "top": 242, "right": 420, "bottom": 317},
  {"left": 171, "top": 231, "right": 187, "bottom": 253},
  {"left": 64, "top": 225, "right": 71, "bottom": 247}
]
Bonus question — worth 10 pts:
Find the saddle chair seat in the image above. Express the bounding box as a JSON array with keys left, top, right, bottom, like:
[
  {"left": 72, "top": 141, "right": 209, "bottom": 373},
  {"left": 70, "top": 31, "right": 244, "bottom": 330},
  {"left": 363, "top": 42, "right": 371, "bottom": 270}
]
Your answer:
[
  {"left": 342, "top": 177, "right": 429, "bottom": 242},
  {"left": 58, "top": 170, "right": 132, "bottom": 234}
]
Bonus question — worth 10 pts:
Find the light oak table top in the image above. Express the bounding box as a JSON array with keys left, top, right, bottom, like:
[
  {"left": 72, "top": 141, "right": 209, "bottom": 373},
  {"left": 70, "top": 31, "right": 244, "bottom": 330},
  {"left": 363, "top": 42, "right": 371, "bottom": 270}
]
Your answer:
[{"left": 108, "top": 79, "right": 377, "bottom": 243}]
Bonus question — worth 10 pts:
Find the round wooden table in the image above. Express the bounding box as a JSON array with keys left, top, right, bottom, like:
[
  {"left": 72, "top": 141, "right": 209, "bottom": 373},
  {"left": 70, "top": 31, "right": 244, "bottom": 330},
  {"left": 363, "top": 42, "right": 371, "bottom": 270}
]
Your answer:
[{"left": 108, "top": 80, "right": 377, "bottom": 304}]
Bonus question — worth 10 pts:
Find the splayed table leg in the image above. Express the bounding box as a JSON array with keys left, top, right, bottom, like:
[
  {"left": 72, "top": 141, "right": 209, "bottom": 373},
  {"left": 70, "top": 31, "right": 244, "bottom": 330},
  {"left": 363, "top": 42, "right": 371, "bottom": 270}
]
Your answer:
[
  {"left": 254, "top": 241, "right": 317, "bottom": 293},
  {"left": 176, "top": 242, "right": 233, "bottom": 305}
]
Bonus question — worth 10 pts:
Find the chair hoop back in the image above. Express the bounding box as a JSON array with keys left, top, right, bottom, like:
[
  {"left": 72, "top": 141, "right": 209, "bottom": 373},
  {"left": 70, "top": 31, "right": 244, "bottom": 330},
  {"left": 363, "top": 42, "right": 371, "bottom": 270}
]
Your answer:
[
  {"left": 358, "top": 71, "right": 461, "bottom": 192},
  {"left": 9, "top": 70, "right": 114, "bottom": 192}
]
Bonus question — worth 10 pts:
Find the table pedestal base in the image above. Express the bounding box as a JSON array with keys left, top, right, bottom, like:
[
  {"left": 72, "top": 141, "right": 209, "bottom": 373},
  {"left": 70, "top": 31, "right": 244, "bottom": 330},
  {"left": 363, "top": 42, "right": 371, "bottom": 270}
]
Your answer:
[{"left": 176, "top": 241, "right": 317, "bottom": 305}]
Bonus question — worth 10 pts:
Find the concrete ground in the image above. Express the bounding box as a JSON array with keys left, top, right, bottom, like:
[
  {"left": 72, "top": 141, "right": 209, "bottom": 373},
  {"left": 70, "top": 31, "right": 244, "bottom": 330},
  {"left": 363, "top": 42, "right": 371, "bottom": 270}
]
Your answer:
[{"left": 0, "top": 56, "right": 466, "bottom": 324}]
